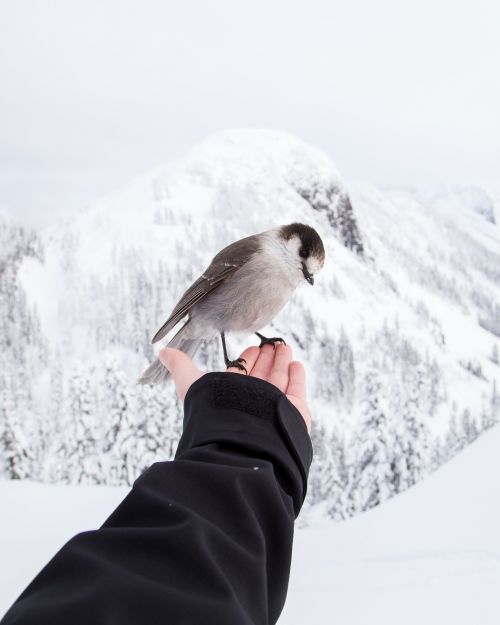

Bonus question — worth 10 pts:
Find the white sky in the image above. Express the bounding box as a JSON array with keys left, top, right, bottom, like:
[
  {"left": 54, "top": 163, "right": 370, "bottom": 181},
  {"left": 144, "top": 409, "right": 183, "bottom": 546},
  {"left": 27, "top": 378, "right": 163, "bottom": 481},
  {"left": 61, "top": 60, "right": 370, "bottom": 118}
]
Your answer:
[{"left": 1, "top": 0, "right": 499, "bottom": 227}]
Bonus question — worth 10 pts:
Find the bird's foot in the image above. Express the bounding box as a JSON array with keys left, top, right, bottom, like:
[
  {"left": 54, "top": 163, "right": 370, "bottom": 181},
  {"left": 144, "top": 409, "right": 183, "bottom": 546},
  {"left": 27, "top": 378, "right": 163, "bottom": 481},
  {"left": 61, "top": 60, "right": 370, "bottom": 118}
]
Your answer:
[
  {"left": 225, "top": 357, "right": 247, "bottom": 374},
  {"left": 255, "top": 333, "right": 286, "bottom": 349}
]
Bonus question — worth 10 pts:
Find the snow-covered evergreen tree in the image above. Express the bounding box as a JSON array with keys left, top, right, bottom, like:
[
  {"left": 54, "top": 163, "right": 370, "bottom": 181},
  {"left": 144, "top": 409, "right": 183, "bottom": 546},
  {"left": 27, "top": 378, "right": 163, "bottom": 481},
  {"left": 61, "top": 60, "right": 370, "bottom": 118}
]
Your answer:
[
  {"left": 66, "top": 365, "right": 103, "bottom": 484},
  {"left": 491, "top": 343, "right": 499, "bottom": 365},
  {"left": 461, "top": 408, "right": 479, "bottom": 445},
  {"left": 101, "top": 356, "right": 135, "bottom": 485},
  {"left": 334, "top": 327, "right": 355, "bottom": 410},
  {"left": 443, "top": 407, "right": 464, "bottom": 461},
  {"left": 402, "top": 365, "right": 431, "bottom": 485},
  {"left": 0, "top": 375, "right": 31, "bottom": 479},
  {"left": 308, "top": 421, "right": 334, "bottom": 504},
  {"left": 314, "top": 333, "right": 337, "bottom": 402},
  {"left": 325, "top": 428, "right": 349, "bottom": 520},
  {"left": 347, "top": 371, "right": 396, "bottom": 513}
]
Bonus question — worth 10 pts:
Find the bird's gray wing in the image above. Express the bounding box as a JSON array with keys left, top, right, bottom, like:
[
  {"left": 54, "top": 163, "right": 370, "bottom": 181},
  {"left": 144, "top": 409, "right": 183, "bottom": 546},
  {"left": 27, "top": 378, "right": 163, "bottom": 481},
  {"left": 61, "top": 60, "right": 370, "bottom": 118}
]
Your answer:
[{"left": 151, "top": 233, "right": 261, "bottom": 343}]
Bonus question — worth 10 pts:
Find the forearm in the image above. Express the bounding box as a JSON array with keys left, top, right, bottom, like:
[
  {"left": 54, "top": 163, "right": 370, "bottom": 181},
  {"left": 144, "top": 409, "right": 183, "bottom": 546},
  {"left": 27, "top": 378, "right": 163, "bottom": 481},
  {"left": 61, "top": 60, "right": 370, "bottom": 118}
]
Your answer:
[{"left": 1, "top": 373, "right": 312, "bottom": 625}]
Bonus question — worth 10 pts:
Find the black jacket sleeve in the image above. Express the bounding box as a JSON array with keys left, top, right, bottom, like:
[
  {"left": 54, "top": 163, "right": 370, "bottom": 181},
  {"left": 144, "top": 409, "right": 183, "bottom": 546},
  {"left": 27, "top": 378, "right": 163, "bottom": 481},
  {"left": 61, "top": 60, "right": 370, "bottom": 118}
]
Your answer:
[{"left": 1, "top": 372, "right": 313, "bottom": 625}]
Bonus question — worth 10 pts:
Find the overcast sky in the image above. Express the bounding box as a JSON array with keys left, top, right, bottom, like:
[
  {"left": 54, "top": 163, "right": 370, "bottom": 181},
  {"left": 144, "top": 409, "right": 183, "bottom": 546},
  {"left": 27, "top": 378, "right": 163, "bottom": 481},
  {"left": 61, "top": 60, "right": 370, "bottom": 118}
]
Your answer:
[{"left": 1, "top": 0, "right": 499, "bottom": 227}]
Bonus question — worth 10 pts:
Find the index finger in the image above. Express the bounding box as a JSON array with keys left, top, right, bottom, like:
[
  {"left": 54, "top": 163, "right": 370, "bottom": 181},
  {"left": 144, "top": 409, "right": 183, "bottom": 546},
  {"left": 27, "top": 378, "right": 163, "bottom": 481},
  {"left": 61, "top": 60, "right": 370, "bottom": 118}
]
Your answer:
[{"left": 226, "top": 345, "right": 260, "bottom": 374}]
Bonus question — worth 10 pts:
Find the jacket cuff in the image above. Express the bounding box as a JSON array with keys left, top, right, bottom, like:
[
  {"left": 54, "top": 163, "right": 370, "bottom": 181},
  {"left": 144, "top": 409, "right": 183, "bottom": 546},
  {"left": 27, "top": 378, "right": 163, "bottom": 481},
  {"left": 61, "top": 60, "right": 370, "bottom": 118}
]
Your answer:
[{"left": 175, "top": 372, "right": 313, "bottom": 517}]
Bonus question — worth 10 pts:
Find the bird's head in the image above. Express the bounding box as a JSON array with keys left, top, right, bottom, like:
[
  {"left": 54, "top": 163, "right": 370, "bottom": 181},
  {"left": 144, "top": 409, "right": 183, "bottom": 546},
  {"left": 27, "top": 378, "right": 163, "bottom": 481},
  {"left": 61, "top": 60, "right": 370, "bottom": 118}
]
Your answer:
[{"left": 279, "top": 223, "right": 325, "bottom": 285}]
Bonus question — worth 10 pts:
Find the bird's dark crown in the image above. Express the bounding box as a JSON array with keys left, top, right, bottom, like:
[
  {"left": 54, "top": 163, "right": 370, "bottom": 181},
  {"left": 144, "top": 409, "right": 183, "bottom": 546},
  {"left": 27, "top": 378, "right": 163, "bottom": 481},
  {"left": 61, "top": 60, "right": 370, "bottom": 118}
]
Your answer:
[{"left": 280, "top": 223, "right": 325, "bottom": 262}]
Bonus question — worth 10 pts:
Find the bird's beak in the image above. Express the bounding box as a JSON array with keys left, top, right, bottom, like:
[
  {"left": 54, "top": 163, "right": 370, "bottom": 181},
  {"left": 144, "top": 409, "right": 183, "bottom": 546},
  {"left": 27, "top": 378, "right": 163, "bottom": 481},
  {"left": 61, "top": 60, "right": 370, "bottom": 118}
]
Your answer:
[{"left": 301, "top": 262, "right": 314, "bottom": 285}]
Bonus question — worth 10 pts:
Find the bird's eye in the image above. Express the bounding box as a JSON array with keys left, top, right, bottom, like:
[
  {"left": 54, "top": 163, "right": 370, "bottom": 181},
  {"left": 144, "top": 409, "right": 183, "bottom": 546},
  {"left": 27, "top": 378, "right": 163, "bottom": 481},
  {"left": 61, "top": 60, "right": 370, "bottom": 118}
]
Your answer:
[{"left": 299, "top": 248, "right": 308, "bottom": 258}]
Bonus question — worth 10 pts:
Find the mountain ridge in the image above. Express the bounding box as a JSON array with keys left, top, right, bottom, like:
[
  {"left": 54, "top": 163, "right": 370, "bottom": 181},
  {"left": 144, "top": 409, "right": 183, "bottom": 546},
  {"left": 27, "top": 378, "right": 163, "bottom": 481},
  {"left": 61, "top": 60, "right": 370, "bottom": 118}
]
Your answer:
[{"left": 1, "top": 129, "right": 499, "bottom": 519}]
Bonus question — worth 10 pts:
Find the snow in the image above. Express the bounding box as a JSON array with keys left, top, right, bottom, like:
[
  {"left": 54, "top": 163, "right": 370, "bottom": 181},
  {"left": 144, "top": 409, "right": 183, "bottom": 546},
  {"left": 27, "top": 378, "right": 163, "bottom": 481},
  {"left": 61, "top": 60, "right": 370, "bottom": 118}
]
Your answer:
[
  {"left": 1, "top": 425, "right": 499, "bottom": 623},
  {"left": 2, "top": 127, "right": 500, "bottom": 519},
  {"left": 0, "top": 481, "right": 128, "bottom": 616},
  {"left": 14, "top": 130, "right": 500, "bottom": 438},
  {"left": 285, "top": 425, "right": 500, "bottom": 624}
]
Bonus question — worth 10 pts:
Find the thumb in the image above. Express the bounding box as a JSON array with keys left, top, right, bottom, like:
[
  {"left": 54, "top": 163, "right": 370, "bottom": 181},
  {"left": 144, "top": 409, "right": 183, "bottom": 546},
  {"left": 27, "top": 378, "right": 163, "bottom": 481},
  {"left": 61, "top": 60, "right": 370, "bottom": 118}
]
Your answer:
[{"left": 159, "top": 347, "right": 203, "bottom": 401}]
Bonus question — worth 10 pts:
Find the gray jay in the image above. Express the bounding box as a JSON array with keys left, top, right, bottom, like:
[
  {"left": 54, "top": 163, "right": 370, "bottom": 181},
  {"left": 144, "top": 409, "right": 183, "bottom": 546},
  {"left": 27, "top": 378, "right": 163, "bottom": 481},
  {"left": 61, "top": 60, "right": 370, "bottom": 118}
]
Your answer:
[{"left": 138, "top": 222, "right": 325, "bottom": 385}]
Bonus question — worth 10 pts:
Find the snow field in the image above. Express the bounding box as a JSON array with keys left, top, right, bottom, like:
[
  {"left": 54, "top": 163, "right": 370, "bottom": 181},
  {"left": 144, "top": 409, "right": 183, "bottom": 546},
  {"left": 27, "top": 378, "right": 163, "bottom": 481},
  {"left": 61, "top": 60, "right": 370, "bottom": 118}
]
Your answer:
[{"left": 1, "top": 425, "right": 499, "bottom": 624}]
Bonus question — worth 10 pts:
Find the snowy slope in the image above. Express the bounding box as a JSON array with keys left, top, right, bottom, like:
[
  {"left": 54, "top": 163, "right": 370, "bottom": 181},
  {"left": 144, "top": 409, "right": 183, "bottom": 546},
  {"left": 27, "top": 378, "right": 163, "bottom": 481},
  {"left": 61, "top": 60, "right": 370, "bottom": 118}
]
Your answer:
[
  {"left": 1, "top": 425, "right": 499, "bottom": 623},
  {"left": 1, "top": 128, "right": 499, "bottom": 518},
  {"left": 284, "top": 424, "right": 500, "bottom": 625}
]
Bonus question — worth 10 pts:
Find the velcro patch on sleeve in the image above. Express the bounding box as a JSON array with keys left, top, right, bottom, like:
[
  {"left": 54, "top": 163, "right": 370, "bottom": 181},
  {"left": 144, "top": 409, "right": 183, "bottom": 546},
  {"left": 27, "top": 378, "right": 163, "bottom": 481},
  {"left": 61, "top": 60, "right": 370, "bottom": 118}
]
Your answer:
[{"left": 212, "top": 377, "right": 277, "bottom": 421}]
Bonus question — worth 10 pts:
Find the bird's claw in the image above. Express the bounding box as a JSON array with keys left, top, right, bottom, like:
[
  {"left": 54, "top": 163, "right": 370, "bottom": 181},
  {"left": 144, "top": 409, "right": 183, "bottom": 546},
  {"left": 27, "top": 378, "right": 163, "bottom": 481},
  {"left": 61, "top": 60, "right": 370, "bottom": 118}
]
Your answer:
[
  {"left": 225, "top": 357, "right": 247, "bottom": 374},
  {"left": 258, "top": 336, "right": 286, "bottom": 349}
]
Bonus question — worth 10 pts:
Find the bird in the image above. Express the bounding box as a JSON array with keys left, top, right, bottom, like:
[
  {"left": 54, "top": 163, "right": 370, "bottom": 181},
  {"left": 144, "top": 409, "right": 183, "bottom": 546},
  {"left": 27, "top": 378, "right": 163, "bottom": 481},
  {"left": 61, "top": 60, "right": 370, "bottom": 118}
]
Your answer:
[{"left": 138, "top": 222, "right": 325, "bottom": 385}]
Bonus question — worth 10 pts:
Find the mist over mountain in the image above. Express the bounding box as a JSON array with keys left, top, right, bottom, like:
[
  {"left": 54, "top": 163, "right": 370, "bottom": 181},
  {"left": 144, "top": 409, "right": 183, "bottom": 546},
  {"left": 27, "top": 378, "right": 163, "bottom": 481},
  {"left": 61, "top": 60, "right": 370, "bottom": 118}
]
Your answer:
[{"left": 1, "top": 130, "right": 499, "bottom": 518}]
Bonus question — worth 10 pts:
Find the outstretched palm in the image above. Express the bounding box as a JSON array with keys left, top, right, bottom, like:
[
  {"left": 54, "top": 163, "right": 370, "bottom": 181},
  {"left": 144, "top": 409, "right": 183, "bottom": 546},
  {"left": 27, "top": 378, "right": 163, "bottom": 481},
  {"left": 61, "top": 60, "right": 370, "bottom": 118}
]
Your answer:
[{"left": 160, "top": 343, "right": 311, "bottom": 432}]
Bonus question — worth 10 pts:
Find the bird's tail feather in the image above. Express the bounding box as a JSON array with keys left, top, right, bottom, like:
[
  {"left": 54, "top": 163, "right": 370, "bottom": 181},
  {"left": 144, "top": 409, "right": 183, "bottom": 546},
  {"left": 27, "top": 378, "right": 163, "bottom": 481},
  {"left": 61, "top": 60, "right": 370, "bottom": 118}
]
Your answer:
[{"left": 137, "top": 324, "right": 202, "bottom": 386}]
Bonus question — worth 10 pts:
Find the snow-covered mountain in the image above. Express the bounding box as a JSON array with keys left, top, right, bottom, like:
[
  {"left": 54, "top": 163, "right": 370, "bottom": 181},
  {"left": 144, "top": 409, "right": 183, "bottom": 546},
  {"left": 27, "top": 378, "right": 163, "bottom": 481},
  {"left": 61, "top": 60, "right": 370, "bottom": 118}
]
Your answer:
[{"left": 0, "top": 129, "right": 499, "bottom": 518}]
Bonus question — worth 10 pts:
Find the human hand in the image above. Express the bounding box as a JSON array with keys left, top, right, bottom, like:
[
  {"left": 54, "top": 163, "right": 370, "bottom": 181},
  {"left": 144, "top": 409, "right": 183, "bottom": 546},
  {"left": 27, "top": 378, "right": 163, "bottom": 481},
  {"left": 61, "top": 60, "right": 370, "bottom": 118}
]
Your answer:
[{"left": 159, "top": 343, "right": 312, "bottom": 432}]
